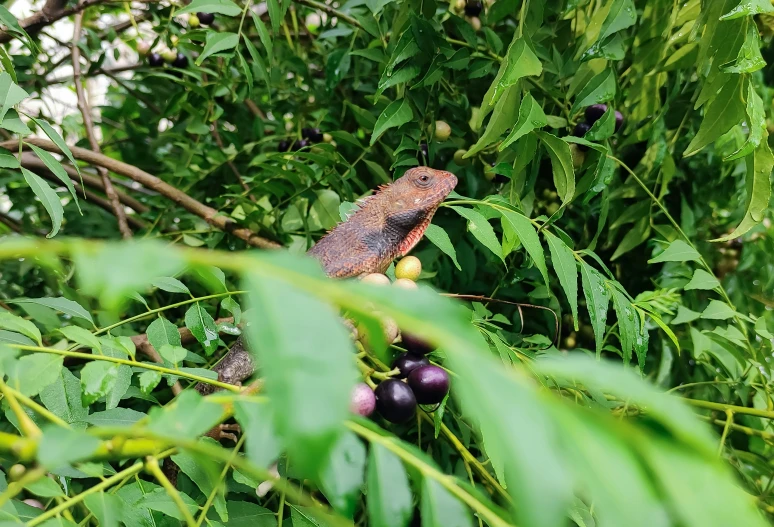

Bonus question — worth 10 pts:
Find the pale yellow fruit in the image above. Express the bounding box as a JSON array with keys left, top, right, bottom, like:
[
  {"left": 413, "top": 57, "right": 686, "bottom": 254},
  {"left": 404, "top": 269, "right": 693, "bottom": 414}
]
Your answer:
[
  {"left": 431, "top": 120, "right": 451, "bottom": 142},
  {"left": 323, "top": 133, "right": 333, "bottom": 143},
  {"left": 395, "top": 256, "right": 422, "bottom": 281},
  {"left": 570, "top": 143, "right": 586, "bottom": 169},
  {"left": 188, "top": 14, "right": 200, "bottom": 27},
  {"left": 382, "top": 317, "right": 400, "bottom": 343},
  {"left": 161, "top": 49, "right": 178, "bottom": 63},
  {"left": 468, "top": 16, "right": 482, "bottom": 31},
  {"left": 394, "top": 278, "right": 418, "bottom": 290},
  {"left": 136, "top": 41, "right": 151, "bottom": 56},
  {"left": 361, "top": 273, "right": 391, "bottom": 286}
]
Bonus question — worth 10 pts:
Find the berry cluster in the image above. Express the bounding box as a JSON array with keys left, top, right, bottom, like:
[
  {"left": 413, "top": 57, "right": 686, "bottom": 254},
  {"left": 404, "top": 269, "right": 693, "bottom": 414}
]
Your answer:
[
  {"left": 140, "top": 12, "right": 215, "bottom": 69},
  {"left": 573, "top": 104, "right": 625, "bottom": 150},
  {"left": 347, "top": 256, "right": 452, "bottom": 424},
  {"left": 278, "top": 127, "right": 332, "bottom": 152}
]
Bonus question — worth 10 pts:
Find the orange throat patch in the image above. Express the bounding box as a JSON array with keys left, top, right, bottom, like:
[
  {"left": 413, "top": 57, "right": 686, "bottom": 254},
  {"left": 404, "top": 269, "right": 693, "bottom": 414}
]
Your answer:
[{"left": 397, "top": 215, "right": 432, "bottom": 256}]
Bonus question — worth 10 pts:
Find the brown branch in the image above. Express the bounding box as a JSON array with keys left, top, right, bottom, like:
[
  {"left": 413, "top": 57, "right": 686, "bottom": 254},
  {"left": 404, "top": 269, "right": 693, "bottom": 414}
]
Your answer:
[
  {"left": 244, "top": 99, "right": 266, "bottom": 120},
  {"left": 0, "top": 213, "right": 25, "bottom": 234},
  {"left": 0, "top": 0, "right": 113, "bottom": 44},
  {"left": 1, "top": 138, "right": 282, "bottom": 249},
  {"left": 102, "top": 71, "right": 162, "bottom": 115},
  {"left": 72, "top": 12, "right": 132, "bottom": 239},
  {"left": 20, "top": 153, "right": 149, "bottom": 214}
]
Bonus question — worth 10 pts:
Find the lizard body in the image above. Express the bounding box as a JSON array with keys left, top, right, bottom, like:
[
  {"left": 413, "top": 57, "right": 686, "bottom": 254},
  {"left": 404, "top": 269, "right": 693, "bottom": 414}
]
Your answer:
[{"left": 196, "top": 166, "right": 458, "bottom": 394}]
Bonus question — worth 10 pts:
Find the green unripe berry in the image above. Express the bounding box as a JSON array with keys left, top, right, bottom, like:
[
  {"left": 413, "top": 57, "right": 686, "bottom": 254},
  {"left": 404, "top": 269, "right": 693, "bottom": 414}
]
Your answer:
[
  {"left": 431, "top": 120, "right": 452, "bottom": 142},
  {"left": 188, "top": 14, "right": 200, "bottom": 27},
  {"left": 453, "top": 149, "right": 470, "bottom": 165}
]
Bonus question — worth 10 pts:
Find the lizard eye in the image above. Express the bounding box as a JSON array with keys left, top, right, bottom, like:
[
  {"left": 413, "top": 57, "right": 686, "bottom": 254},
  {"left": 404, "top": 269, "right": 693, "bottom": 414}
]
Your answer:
[{"left": 415, "top": 173, "right": 432, "bottom": 188}]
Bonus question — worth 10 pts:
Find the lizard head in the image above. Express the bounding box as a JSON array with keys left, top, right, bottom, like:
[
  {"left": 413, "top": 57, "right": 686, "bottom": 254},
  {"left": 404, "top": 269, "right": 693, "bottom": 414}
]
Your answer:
[{"left": 382, "top": 167, "right": 458, "bottom": 255}]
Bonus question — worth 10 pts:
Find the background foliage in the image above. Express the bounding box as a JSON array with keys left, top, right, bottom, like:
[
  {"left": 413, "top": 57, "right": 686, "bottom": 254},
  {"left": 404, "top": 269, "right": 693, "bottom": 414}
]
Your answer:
[{"left": 0, "top": 0, "right": 773, "bottom": 525}]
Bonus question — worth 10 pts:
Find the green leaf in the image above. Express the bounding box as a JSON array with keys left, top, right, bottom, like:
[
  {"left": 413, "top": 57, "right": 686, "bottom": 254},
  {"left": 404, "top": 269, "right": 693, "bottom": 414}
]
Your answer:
[
  {"left": 478, "top": 37, "right": 542, "bottom": 124},
  {"left": 59, "top": 326, "right": 102, "bottom": 352},
  {"left": 243, "top": 253, "right": 357, "bottom": 474},
  {"left": 27, "top": 144, "right": 81, "bottom": 212},
  {"left": 720, "top": 0, "right": 774, "bottom": 20},
  {"left": 233, "top": 401, "right": 282, "bottom": 469},
  {"left": 713, "top": 138, "right": 773, "bottom": 241},
  {"left": 599, "top": 0, "right": 637, "bottom": 42},
  {"left": 11, "top": 296, "right": 93, "bottom": 325},
  {"left": 466, "top": 85, "right": 521, "bottom": 157},
  {"left": 536, "top": 132, "right": 576, "bottom": 204},
  {"left": 611, "top": 288, "right": 636, "bottom": 364},
  {"left": 151, "top": 277, "right": 190, "bottom": 294},
  {"left": 223, "top": 501, "right": 275, "bottom": 526},
  {"left": 571, "top": 69, "right": 616, "bottom": 114},
  {"left": 176, "top": 0, "right": 241, "bottom": 16},
  {"left": 185, "top": 303, "right": 219, "bottom": 355},
  {"left": 499, "top": 93, "right": 547, "bottom": 151},
  {"left": 38, "top": 426, "right": 101, "bottom": 469},
  {"left": 684, "top": 269, "right": 721, "bottom": 291},
  {"left": 147, "top": 316, "right": 182, "bottom": 351},
  {"left": 611, "top": 217, "right": 651, "bottom": 261},
  {"left": 40, "top": 368, "right": 87, "bottom": 424},
  {"left": 684, "top": 76, "right": 746, "bottom": 156},
  {"left": 366, "top": 443, "right": 413, "bottom": 527},
  {"left": 158, "top": 344, "right": 188, "bottom": 364},
  {"left": 499, "top": 210, "right": 549, "bottom": 285},
  {"left": 83, "top": 492, "right": 122, "bottom": 527},
  {"left": 80, "top": 361, "right": 119, "bottom": 406},
  {"left": 672, "top": 305, "right": 701, "bottom": 325},
  {"left": 647, "top": 240, "right": 701, "bottom": 264},
  {"left": 266, "top": 0, "right": 282, "bottom": 31},
  {"left": 221, "top": 296, "right": 242, "bottom": 325},
  {"left": 420, "top": 478, "right": 473, "bottom": 527},
  {"left": 30, "top": 117, "right": 81, "bottom": 176},
  {"left": 0, "top": 72, "right": 28, "bottom": 123},
  {"left": 197, "top": 32, "right": 239, "bottom": 64},
  {"left": 0, "top": 147, "right": 18, "bottom": 168},
  {"left": 6, "top": 353, "right": 62, "bottom": 397},
  {"left": 251, "top": 11, "right": 273, "bottom": 61},
  {"left": 544, "top": 231, "right": 578, "bottom": 330},
  {"left": 424, "top": 224, "right": 461, "bottom": 270},
  {"left": 0, "top": 311, "right": 41, "bottom": 344},
  {"left": 318, "top": 431, "right": 366, "bottom": 518},
  {"left": 450, "top": 207, "right": 504, "bottom": 263},
  {"left": 21, "top": 167, "right": 63, "bottom": 238},
  {"left": 720, "top": 22, "right": 766, "bottom": 73},
  {"left": 172, "top": 448, "right": 228, "bottom": 521},
  {"left": 701, "top": 300, "right": 737, "bottom": 320},
  {"left": 24, "top": 477, "right": 65, "bottom": 497},
  {"left": 139, "top": 370, "right": 162, "bottom": 394},
  {"left": 370, "top": 99, "right": 413, "bottom": 146},
  {"left": 725, "top": 81, "right": 766, "bottom": 161},
  {"left": 84, "top": 408, "right": 146, "bottom": 427},
  {"left": 135, "top": 488, "right": 199, "bottom": 521},
  {"left": 580, "top": 263, "right": 610, "bottom": 357},
  {"left": 146, "top": 390, "right": 223, "bottom": 440}
]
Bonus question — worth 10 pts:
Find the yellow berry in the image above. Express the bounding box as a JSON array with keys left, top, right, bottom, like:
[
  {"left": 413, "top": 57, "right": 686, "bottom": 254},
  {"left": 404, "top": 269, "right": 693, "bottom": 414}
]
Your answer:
[
  {"left": 361, "top": 273, "right": 391, "bottom": 286},
  {"left": 431, "top": 120, "right": 451, "bottom": 142},
  {"left": 395, "top": 256, "right": 422, "bottom": 281},
  {"left": 394, "top": 278, "right": 418, "bottom": 290},
  {"left": 188, "top": 14, "right": 200, "bottom": 27}
]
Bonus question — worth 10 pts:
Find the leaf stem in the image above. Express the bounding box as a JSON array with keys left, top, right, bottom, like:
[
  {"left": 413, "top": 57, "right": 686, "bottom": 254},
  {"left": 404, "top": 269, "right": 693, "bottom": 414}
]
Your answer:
[
  {"left": 146, "top": 456, "right": 197, "bottom": 526},
  {"left": 26, "top": 461, "right": 145, "bottom": 526},
  {"left": 9, "top": 344, "right": 240, "bottom": 392},
  {"left": 684, "top": 397, "right": 774, "bottom": 419},
  {"left": 347, "top": 421, "right": 514, "bottom": 527},
  {"left": 0, "top": 379, "right": 41, "bottom": 438}
]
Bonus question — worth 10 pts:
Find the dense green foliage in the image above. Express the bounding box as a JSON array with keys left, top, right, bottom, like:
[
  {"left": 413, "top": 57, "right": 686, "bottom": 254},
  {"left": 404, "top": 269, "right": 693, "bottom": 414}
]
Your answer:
[{"left": 0, "top": 0, "right": 773, "bottom": 525}]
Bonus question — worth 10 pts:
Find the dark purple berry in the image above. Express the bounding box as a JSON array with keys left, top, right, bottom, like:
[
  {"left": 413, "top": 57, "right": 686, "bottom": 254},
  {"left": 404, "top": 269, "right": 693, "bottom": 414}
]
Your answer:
[
  {"left": 392, "top": 352, "right": 430, "bottom": 379},
  {"left": 197, "top": 12, "right": 215, "bottom": 25},
  {"left": 292, "top": 139, "right": 310, "bottom": 151},
  {"left": 408, "top": 365, "right": 450, "bottom": 405},
  {"left": 574, "top": 122, "right": 591, "bottom": 137},
  {"left": 401, "top": 332, "right": 434, "bottom": 355},
  {"left": 148, "top": 53, "right": 164, "bottom": 67},
  {"left": 614, "top": 110, "right": 624, "bottom": 132},
  {"left": 302, "top": 127, "right": 323, "bottom": 143},
  {"left": 171, "top": 53, "right": 188, "bottom": 68},
  {"left": 464, "top": 1, "right": 483, "bottom": 16},
  {"left": 278, "top": 140, "right": 290, "bottom": 152},
  {"left": 375, "top": 379, "right": 417, "bottom": 423},
  {"left": 350, "top": 382, "right": 376, "bottom": 417},
  {"left": 584, "top": 104, "right": 608, "bottom": 124}
]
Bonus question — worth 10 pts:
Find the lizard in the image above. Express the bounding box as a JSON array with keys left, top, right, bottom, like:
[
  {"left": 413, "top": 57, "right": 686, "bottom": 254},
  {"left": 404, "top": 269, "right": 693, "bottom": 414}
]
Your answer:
[{"left": 195, "top": 166, "right": 458, "bottom": 396}]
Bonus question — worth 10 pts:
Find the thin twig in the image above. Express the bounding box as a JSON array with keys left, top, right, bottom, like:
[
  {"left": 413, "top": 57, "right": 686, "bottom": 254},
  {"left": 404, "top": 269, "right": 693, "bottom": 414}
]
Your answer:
[
  {"left": 1, "top": 138, "right": 281, "bottom": 249},
  {"left": 211, "top": 122, "right": 255, "bottom": 201},
  {"left": 72, "top": 11, "right": 133, "bottom": 239}
]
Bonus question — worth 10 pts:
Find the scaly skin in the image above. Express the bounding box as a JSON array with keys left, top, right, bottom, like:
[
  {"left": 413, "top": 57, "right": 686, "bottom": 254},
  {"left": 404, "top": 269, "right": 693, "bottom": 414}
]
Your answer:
[
  {"left": 307, "top": 167, "right": 458, "bottom": 277},
  {"left": 196, "top": 167, "right": 458, "bottom": 394}
]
